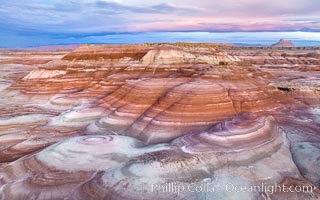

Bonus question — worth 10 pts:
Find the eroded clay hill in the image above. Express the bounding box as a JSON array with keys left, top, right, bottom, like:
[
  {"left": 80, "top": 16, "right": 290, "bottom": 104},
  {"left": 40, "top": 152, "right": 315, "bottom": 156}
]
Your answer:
[{"left": 0, "top": 43, "right": 319, "bottom": 200}]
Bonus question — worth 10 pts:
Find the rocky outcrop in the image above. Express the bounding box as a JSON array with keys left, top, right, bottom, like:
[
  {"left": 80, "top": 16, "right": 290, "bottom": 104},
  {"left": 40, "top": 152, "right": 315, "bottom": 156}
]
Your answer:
[
  {"left": 62, "top": 44, "right": 150, "bottom": 61},
  {"left": 23, "top": 69, "right": 67, "bottom": 79},
  {"left": 141, "top": 49, "right": 240, "bottom": 65}
]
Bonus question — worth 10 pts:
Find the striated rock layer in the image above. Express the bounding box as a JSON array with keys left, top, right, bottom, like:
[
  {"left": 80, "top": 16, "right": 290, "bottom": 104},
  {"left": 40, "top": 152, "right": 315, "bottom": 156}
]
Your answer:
[{"left": 0, "top": 43, "right": 320, "bottom": 200}]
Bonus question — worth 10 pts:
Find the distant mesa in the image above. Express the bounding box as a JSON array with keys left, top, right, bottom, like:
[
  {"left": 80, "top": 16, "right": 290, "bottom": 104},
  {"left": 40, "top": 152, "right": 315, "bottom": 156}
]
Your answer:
[
  {"left": 220, "top": 43, "right": 236, "bottom": 47},
  {"left": 271, "top": 39, "right": 296, "bottom": 47}
]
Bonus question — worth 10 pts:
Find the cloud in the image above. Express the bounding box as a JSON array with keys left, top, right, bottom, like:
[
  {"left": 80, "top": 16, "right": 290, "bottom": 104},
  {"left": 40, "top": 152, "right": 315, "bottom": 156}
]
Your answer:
[
  {"left": 0, "top": 0, "right": 204, "bottom": 35},
  {"left": 0, "top": 0, "right": 319, "bottom": 47}
]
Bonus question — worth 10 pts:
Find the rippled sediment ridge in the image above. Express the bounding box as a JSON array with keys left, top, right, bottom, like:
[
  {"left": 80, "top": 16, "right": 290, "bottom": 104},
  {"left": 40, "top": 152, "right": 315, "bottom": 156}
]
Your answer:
[{"left": 0, "top": 43, "right": 320, "bottom": 200}]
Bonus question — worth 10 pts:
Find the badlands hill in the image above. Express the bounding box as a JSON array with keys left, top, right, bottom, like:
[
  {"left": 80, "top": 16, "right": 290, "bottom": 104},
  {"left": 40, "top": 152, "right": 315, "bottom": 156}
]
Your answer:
[{"left": 0, "top": 43, "right": 319, "bottom": 200}]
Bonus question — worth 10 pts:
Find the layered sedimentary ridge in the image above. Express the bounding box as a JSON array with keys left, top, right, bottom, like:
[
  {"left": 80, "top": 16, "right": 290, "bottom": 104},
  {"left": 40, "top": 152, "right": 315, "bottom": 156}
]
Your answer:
[
  {"left": 223, "top": 46, "right": 320, "bottom": 104},
  {"left": 0, "top": 43, "right": 320, "bottom": 200}
]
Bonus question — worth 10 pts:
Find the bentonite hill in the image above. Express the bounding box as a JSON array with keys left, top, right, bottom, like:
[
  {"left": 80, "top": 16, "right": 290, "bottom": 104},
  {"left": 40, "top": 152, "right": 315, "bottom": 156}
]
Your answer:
[{"left": 0, "top": 43, "right": 320, "bottom": 199}]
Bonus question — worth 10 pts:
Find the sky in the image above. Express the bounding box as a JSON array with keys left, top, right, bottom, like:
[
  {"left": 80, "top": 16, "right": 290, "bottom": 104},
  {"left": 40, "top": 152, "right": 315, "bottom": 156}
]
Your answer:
[{"left": 0, "top": 0, "right": 320, "bottom": 47}]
